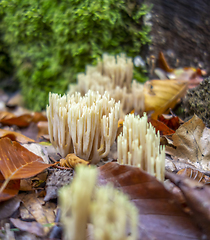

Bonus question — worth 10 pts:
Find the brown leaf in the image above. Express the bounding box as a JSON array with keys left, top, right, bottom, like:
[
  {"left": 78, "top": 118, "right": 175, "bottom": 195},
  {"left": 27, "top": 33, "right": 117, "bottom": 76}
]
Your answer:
[
  {"left": 0, "top": 111, "right": 47, "bottom": 127},
  {"left": 10, "top": 218, "right": 45, "bottom": 237},
  {"left": 98, "top": 162, "right": 202, "bottom": 240},
  {"left": 0, "top": 172, "right": 20, "bottom": 202},
  {"left": 144, "top": 80, "right": 188, "bottom": 119},
  {"left": 31, "top": 112, "right": 47, "bottom": 123},
  {"left": 37, "top": 121, "right": 49, "bottom": 139},
  {"left": 158, "top": 52, "right": 174, "bottom": 73},
  {"left": 0, "top": 129, "right": 35, "bottom": 143},
  {"left": 0, "top": 138, "right": 53, "bottom": 194},
  {"left": 177, "top": 167, "right": 210, "bottom": 184},
  {"left": 0, "top": 114, "right": 33, "bottom": 127},
  {"left": 165, "top": 171, "right": 210, "bottom": 238},
  {"left": 19, "top": 193, "right": 56, "bottom": 234},
  {"left": 149, "top": 118, "right": 175, "bottom": 135},
  {"left": 158, "top": 114, "right": 181, "bottom": 131},
  {"left": 60, "top": 153, "right": 89, "bottom": 169},
  {"left": 0, "top": 197, "right": 20, "bottom": 220},
  {"left": 166, "top": 115, "right": 210, "bottom": 171}
]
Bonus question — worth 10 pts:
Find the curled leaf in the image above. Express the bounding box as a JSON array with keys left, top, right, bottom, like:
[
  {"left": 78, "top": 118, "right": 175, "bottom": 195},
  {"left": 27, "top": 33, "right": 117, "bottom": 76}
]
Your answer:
[
  {"left": 60, "top": 154, "right": 89, "bottom": 169},
  {"left": 0, "top": 129, "right": 35, "bottom": 143}
]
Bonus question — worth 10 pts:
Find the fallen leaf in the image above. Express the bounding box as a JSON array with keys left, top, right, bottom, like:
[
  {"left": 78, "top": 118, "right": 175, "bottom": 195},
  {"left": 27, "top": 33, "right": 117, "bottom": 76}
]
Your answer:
[
  {"left": 22, "top": 143, "right": 50, "bottom": 164},
  {"left": 0, "top": 197, "right": 20, "bottom": 220},
  {"left": 0, "top": 114, "right": 33, "bottom": 127},
  {"left": 0, "top": 138, "right": 53, "bottom": 194},
  {"left": 0, "top": 110, "right": 47, "bottom": 127},
  {"left": 149, "top": 118, "right": 175, "bottom": 135},
  {"left": 19, "top": 193, "right": 56, "bottom": 234},
  {"left": 10, "top": 218, "right": 45, "bottom": 237},
  {"left": 31, "top": 112, "right": 47, "bottom": 123},
  {"left": 166, "top": 115, "right": 210, "bottom": 171},
  {"left": 0, "top": 129, "right": 35, "bottom": 143},
  {"left": 60, "top": 153, "right": 89, "bottom": 168},
  {"left": 20, "top": 171, "right": 48, "bottom": 191},
  {"left": 144, "top": 79, "right": 188, "bottom": 119},
  {"left": 158, "top": 52, "right": 174, "bottom": 73},
  {"left": 158, "top": 114, "right": 181, "bottom": 131},
  {"left": 0, "top": 172, "right": 20, "bottom": 202},
  {"left": 37, "top": 121, "right": 49, "bottom": 139},
  {"left": 177, "top": 168, "right": 210, "bottom": 184},
  {"left": 165, "top": 171, "right": 210, "bottom": 238},
  {"left": 98, "top": 162, "right": 202, "bottom": 240}
]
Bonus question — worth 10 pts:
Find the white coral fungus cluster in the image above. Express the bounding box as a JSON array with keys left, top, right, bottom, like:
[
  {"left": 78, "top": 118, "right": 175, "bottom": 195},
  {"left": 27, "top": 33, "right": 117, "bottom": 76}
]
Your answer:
[
  {"left": 47, "top": 90, "right": 120, "bottom": 164},
  {"left": 117, "top": 113, "right": 165, "bottom": 181},
  {"left": 59, "top": 166, "right": 138, "bottom": 240},
  {"left": 68, "top": 53, "right": 144, "bottom": 116}
]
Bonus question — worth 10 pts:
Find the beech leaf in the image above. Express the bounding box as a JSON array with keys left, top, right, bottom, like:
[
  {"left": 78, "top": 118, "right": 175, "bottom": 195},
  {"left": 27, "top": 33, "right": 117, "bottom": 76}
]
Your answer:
[
  {"left": 144, "top": 79, "right": 188, "bottom": 119},
  {"left": 158, "top": 114, "right": 181, "bottom": 131},
  {"left": 149, "top": 118, "right": 175, "bottom": 135},
  {"left": 0, "top": 129, "right": 35, "bottom": 143},
  {"left": 166, "top": 115, "right": 210, "bottom": 171},
  {"left": 165, "top": 171, "right": 210, "bottom": 238},
  {"left": 0, "top": 172, "right": 20, "bottom": 202},
  {"left": 98, "top": 162, "right": 202, "bottom": 240},
  {"left": 0, "top": 138, "right": 53, "bottom": 193}
]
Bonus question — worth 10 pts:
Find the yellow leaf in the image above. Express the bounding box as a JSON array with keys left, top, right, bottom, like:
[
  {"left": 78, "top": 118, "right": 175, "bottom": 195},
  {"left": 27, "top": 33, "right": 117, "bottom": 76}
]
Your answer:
[
  {"left": 60, "top": 154, "right": 89, "bottom": 168},
  {"left": 144, "top": 80, "right": 188, "bottom": 119}
]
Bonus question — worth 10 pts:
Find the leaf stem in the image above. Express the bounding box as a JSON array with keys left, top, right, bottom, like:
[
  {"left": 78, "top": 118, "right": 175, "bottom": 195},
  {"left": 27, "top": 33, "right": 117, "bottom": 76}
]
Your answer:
[{"left": 0, "top": 178, "right": 10, "bottom": 194}]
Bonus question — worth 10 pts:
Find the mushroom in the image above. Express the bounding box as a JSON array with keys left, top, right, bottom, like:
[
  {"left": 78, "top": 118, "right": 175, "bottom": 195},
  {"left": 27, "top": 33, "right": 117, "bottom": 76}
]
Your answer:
[
  {"left": 68, "top": 53, "right": 144, "bottom": 117},
  {"left": 117, "top": 113, "right": 165, "bottom": 181},
  {"left": 59, "top": 166, "right": 138, "bottom": 240},
  {"left": 47, "top": 90, "right": 120, "bottom": 164}
]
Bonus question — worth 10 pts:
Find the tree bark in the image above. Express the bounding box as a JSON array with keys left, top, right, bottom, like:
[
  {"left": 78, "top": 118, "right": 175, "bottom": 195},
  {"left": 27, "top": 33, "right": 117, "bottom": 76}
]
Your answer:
[{"left": 141, "top": 0, "right": 210, "bottom": 75}]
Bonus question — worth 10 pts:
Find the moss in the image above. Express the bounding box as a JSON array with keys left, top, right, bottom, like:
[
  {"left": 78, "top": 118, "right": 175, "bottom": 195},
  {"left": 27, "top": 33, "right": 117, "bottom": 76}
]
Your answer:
[
  {"left": 183, "top": 77, "right": 210, "bottom": 127},
  {"left": 0, "top": 0, "right": 151, "bottom": 111}
]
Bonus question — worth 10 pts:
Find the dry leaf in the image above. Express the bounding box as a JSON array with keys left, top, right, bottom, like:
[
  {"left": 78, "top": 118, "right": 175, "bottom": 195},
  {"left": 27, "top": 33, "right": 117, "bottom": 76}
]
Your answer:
[
  {"left": 158, "top": 52, "right": 174, "bottom": 73},
  {"left": 0, "top": 197, "right": 20, "bottom": 220},
  {"left": 31, "top": 112, "right": 47, "bottom": 123},
  {"left": 60, "top": 153, "right": 89, "bottom": 169},
  {"left": 98, "top": 162, "right": 202, "bottom": 240},
  {"left": 144, "top": 80, "right": 188, "bottom": 119},
  {"left": 0, "top": 172, "right": 20, "bottom": 202},
  {"left": 0, "top": 138, "right": 53, "bottom": 194},
  {"left": 166, "top": 115, "right": 210, "bottom": 171},
  {"left": 177, "top": 167, "right": 210, "bottom": 184},
  {"left": 0, "top": 129, "right": 35, "bottom": 143},
  {"left": 22, "top": 143, "right": 50, "bottom": 164},
  {"left": 166, "top": 171, "right": 210, "bottom": 238},
  {"left": 10, "top": 218, "right": 45, "bottom": 237},
  {"left": 19, "top": 193, "right": 56, "bottom": 234},
  {"left": 0, "top": 110, "right": 47, "bottom": 127},
  {"left": 37, "top": 121, "right": 49, "bottom": 139},
  {"left": 0, "top": 114, "right": 33, "bottom": 127},
  {"left": 149, "top": 118, "right": 175, "bottom": 135},
  {"left": 158, "top": 114, "right": 181, "bottom": 131}
]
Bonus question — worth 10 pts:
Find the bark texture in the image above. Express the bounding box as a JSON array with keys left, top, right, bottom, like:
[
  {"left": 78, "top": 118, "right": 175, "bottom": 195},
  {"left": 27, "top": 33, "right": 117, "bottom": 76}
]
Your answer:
[{"left": 141, "top": 0, "right": 210, "bottom": 74}]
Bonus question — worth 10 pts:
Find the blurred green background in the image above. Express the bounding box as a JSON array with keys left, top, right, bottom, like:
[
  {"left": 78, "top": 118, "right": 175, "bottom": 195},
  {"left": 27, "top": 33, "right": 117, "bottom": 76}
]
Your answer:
[{"left": 0, "top": 0, "right": 151, "bottom": 111}]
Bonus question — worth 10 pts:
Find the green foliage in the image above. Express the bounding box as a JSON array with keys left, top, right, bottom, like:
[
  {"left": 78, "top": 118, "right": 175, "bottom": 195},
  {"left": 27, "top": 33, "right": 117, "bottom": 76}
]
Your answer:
[{"left": 0, "top": 0, "right": 151, "bottom": 111}]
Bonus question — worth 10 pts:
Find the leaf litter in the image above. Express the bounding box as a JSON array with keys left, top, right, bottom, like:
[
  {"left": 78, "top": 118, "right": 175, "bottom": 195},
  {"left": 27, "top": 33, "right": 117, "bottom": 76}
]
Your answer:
[{"left": 0, "top": 56, "right": 209, "bottom": 239}]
